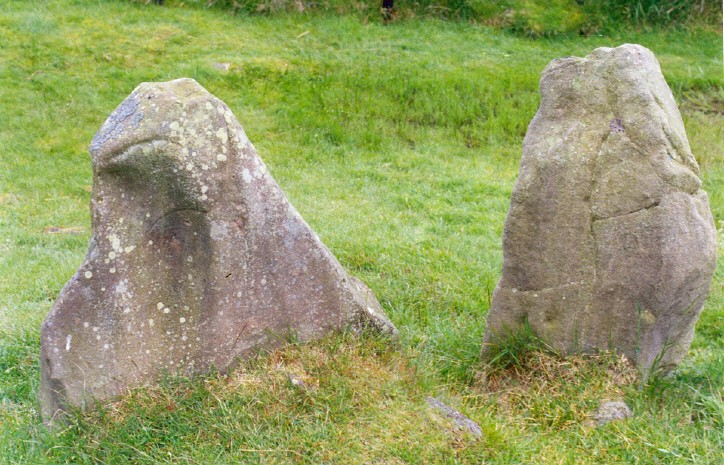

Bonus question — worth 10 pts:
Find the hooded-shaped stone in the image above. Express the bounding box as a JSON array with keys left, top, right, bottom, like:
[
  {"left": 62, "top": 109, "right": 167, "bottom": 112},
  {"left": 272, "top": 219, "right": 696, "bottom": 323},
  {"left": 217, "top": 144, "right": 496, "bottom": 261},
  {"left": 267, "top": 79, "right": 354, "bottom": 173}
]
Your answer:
[
  {"left": 39, "top": 78, "right": 396, "bottom": 422},
  {"left": 483, "top": 45, "right": 716, "bottom": 372}
]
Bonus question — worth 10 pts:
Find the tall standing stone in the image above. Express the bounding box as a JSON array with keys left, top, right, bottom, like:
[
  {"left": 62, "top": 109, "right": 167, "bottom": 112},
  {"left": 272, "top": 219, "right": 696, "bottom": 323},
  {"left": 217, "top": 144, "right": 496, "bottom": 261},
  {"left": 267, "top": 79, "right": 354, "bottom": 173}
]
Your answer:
[
  {"left": 40, "top": 78, "right": 397, "bottom": 422},
  {"left": 483, "top": 44, "right": 716, "bottom": 372}
]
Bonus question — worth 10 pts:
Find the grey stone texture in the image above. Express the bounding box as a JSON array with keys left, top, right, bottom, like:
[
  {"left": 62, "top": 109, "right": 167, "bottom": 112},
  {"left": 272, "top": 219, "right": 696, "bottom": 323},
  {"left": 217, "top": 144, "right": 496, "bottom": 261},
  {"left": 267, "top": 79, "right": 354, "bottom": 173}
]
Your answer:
[
  {"left": 40, "top": 78, "right": 396, "bottom": 422},
  {"left": 483, "top": 44, "right": 716, "bottom": 372},
  {"left": 426, "top": 397, "right": 483, "bottom": 439},
  {"left": 592, "top": 401, "right": 633, "bottom": 426}
]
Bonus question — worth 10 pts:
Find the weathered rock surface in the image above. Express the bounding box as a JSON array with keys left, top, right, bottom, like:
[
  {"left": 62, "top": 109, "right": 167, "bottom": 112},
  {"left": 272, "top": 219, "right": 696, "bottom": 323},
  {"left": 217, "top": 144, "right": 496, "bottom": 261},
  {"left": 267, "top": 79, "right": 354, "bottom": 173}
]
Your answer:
[
  {"left": 591, "top": 401, "right": 633, "bottom": 426},
  {"left": 426, "top": 396, "right": 483, "bottom": 439},
  {"left": 483, "top": 44, "right": 716, "bottom": 372},
  {"left": 40, "top": 78, "right": 396, "bottom": 422}
]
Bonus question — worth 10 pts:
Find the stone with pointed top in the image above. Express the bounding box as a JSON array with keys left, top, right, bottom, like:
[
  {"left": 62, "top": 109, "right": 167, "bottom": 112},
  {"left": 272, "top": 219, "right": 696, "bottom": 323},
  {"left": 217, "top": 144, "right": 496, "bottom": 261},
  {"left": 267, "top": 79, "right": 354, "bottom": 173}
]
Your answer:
[
  {"left": 39, "top": 78, "right": 396, "bottom": 423},
  {"left": 482, "top": 44, "right": 716, "bottom": 372}
]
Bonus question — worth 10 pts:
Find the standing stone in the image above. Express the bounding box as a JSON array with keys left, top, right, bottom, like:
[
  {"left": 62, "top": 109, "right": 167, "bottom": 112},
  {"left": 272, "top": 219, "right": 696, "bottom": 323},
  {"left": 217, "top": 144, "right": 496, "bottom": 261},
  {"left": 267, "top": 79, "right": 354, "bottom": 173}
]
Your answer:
[
  {"left": 40, "top": 78, "right": 396, "bottom": 422},
  {"left": 483, "top": 45, "right": 716, "bottom": 373}
]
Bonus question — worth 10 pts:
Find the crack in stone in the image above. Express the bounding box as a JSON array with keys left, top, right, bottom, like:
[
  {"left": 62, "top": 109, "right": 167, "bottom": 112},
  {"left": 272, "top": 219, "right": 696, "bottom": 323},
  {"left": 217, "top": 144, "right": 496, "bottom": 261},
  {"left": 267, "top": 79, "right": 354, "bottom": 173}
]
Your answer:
[
  {"left": 512, "top": 280, "right": 588, "bottom": 294},
  {"left": 592, "top": 199, "right": 661, "bottom": 222}
]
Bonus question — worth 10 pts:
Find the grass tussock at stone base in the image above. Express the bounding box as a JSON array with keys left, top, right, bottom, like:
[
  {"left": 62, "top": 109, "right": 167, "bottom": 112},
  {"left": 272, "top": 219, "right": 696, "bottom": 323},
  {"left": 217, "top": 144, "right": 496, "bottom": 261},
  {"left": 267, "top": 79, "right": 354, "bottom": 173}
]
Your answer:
[
  {"left": 0, "top": 0, "right": 722, "bottom": 463},
  {"left": 478, "top": 350, "right": 639, "bottom": 430}
]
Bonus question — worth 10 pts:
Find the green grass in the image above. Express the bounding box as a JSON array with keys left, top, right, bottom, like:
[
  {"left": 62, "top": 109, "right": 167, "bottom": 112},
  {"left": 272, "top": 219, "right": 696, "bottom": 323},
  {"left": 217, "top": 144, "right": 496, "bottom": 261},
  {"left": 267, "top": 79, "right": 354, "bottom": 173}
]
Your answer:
[{"left": 0, "top": 0, "right": 722, "bottom": 463}]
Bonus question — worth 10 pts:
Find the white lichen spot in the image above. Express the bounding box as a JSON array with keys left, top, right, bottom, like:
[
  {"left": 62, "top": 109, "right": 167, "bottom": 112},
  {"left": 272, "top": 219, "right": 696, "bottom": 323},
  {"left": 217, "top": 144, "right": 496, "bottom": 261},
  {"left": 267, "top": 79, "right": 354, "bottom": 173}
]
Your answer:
[
  {"left": 163, "top": 308, "right": 170, "bottom": 314},
  {"left": 179, "top": 317, "right": 186, "bottom": 323},
  {"left": 192, "top": 151, "right": 197, "bottom": 157},
  {"left": 123, "top": 307, "right": 131, "bottom": 314},
  {"left": 103, "top": 343, "right": 110, "bottom": 350},
  {"left": 119, "top": 217, "right": 124, "bottom": 224},
  {"left": 261, "top": 278, "right": 267, "bottom": 285},
  {"left": 84, "top": 271, "right": 93, "bottom": 279},
  {"left": 148, "top": 240, "right": 153, "bottom": 245},
  {"left": 217, "top": 154, "right": 227, "bottom": 162},
  {"left": 157, "top": 302, "right": 164, "bottom": 310},
  {"left": 109, "top": 251, "right": 116, "bottom": 260},
  {"left": 96, "top": 335, "right": 101, "bottom": 341},
  {"left": 170, "top": 121, "right": 180, "bottom": 131},
  {"left": 110, "top": 267, "right": 116, "bottom": 274},
  {"left": 215, "top": 128, "right": 229, "bottom": 144},
  {"left": 104, "top": 259, "right": 110, "bottom": 264},
  {"left": 201, "top": 164, "right": 209, "bottom": 170},
  {"left": 236, "top": 291, "right": 242, "bottom": 297},
  {"left": 205, "top": 102, "right": 213, "bottom": 110},
  {"left": 124, "top": 246, "right": 135, "bottom": 253},
  {"left": 187, "top": 256, "right": 193, "bottom": 263},
  {"left": 83, "top": 322, "right": 89, "bottom": 328},
  {"left": 242, "top": 169, "right": 252, "bottom": 183},
  {"left": 65, "top": 334, "right": 72, "bottom": 351},
  {"left": 98, "top": 364, "right": 104, "bottom": 369},
  {"left": 201, "top": 185, "right": 208, "bottom": 194},
  {"left": 148, "top": 319, "right": 155, "bottom": 327},
  {"left": 146, "top": 213, "right": 151, "bottom": 218},
  {"left": 109, "top": 234, "right": 121, "bottom": 252},
  {"left": 201, "top": 195, "right": 208, "bottom": 201},
  {"left": 145, "top": 349, "right": 151, "bottom": 354},
  {"left": 186, "top": 163, "right": 194, "bottom": 171},
  {"left": 92, "top": 326, "right": 99, "bottom": 332}
]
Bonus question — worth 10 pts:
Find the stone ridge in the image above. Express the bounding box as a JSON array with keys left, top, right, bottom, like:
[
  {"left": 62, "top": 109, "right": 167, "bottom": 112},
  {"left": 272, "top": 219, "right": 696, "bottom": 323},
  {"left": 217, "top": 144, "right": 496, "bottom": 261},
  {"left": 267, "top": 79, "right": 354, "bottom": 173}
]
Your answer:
[
  {"left": 483, "top": 44, "right": 716, "bottom": 372},
  {"left": 39, "top": 78, "right": 397, "bottom": 423}
]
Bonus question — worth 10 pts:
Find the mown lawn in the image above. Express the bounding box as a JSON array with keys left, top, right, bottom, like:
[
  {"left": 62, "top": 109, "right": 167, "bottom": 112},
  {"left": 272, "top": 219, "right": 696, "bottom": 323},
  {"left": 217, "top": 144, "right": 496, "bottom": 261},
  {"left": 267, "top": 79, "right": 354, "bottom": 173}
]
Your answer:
[{"left": 0, "top": 0, "right": 721, "bottom": 463}]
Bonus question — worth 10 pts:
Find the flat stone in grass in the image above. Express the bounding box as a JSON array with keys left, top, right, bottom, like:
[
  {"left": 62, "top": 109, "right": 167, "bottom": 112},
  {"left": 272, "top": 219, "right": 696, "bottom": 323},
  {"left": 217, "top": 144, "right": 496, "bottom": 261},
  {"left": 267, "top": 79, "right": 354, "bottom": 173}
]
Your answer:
[
  {"left": 39, "top": 78, "right": 396, "bottom": 423},
  {"left": 483, "top": 44, "right": 717, "bottom": 373}
]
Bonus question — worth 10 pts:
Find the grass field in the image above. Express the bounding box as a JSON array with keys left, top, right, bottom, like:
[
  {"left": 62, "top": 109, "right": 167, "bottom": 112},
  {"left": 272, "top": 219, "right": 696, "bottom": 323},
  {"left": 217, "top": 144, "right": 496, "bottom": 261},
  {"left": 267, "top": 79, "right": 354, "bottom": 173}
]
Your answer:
[{"left": 0, "top": 0, "right": 721, "bottom": 463}]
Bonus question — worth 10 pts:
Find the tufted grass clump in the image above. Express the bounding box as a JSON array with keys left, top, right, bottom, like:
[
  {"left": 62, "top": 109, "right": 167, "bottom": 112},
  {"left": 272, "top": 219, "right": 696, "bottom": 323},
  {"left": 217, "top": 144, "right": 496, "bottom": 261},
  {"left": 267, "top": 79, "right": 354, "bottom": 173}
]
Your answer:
[{"left": 0, "top": 0, "right": 722, "bottom": 463}]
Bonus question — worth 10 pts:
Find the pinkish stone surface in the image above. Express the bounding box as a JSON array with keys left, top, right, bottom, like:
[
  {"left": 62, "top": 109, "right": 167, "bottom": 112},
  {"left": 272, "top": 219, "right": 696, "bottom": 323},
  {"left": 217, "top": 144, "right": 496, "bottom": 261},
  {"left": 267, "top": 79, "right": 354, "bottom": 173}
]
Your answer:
[{"left": 40, "top": 78, "right": 396, "bottom": 422}]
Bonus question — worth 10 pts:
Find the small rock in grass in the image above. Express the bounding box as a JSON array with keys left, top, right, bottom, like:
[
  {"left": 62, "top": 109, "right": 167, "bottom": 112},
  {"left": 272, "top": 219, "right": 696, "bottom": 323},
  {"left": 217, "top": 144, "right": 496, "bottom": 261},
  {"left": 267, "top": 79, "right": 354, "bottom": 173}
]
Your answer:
[
  {"left": 592, "top": 401, "right": 632, "bottom": 426},
  {"left": 287, "top": 373, "right": 307, "bottom": 390},
  {"left": 426, "top": 396, "right": 483, "bottom": 439},
  {"left": 212, "top": 62, "right": 231, "bottom": 72}
]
